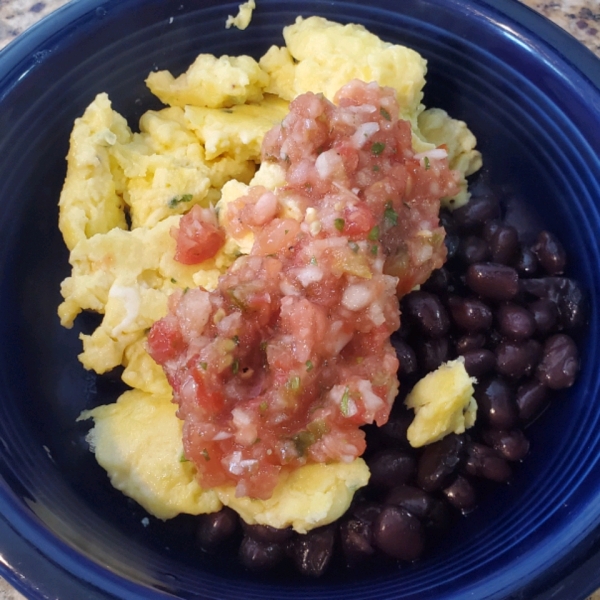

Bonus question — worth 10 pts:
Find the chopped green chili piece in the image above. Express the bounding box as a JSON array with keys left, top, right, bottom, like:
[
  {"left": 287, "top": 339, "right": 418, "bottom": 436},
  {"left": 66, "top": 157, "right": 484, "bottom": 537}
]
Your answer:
[
  {"left": 310, "top": 256, "right": 318, "bottom": 265},
  {"left": 232, "top": 358, "right": 240, "bottom": 375},
  {"left": 167, "top": 193, "right": 193, "bottom": 209},
  {"left": 293, "top": 430, "right": 316, "bottom": 456},
  {"left": 305, "top": 360, "right": 314, "bottom": 372},
  {"left": 340, "top": 387, "right": 351, "bottom": 416},
  {"left": 379, "top": 107, "right": 391, "bottom": 121},
  {"left": 424, "top": 156, "right": 431, "bottom": 170},
  {"left": 368, "top": 225, "right": 380, "bottom": 241},
  {"left": 384, "top": 202, "right": 398, "bottom": 226},
  {"left": 349, "top": 241, "right": 359, "bottom": 253},
  {"left": 371, "top": 142, "right": 385, "bottom": 156},
  {"left": 199, "top": 361, "right": 208, "bottom": 371},
  {"left": 334, "top": 218, "right": 345, "bottom": 232}
]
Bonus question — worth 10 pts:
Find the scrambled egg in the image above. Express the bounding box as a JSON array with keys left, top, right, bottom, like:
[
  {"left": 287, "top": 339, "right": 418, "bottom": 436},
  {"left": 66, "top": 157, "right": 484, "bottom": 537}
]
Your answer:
[
  {"left": 225, "top": 0, "right": 256, "bottom": 31},
  {"left": 80, "top": 390, "right": 369, "bottom": 531},
  {"left": 58, "top": 16, "right": 482, "bottom": 530},
  {"left": 404, "top": 357, "right": 477, "bottom": 448}
]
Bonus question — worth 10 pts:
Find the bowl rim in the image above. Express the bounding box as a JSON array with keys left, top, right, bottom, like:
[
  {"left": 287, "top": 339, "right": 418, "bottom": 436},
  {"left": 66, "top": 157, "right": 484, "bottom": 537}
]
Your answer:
[{"left": 1, "top": 0, "right": 600, "bottom": 599}]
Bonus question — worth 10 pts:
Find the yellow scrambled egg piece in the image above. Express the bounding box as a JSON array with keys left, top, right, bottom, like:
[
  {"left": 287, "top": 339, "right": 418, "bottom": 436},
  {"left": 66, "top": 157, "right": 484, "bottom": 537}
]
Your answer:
[
  {"left": 405, "top": 357, "right": 478, "bottom": 448},
  {"left": 58, "top": 93, "right": 130, "bottom": 251},
  {"left": 418, "top": 108, "right": 483, "bottom": 209},
  {"left": 80, "top": 390, "right": 222, "bottom": 520},
  {"left": 225, "top": 0, "right": 256, "bottom": 31},
  {"left": 81, "top": 390, "right": 369, "bottom": 532},
  {"left": 184, "top": 95, "right": 290, "bottom": 162},
  {"left": 261, "top": 16, "right": 427, "bottom": 120},
  {"left": 146, "top": 54, "right": 269, "bottom": 109},
  {"left": 219, "top": 460, "right": 369, "bottom": 534}
]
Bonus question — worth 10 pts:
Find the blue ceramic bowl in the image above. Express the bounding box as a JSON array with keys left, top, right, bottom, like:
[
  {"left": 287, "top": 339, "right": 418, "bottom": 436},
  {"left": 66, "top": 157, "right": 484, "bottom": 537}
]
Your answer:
[{"left": 1, "top": 0, "right": 600, "bottom": 598}]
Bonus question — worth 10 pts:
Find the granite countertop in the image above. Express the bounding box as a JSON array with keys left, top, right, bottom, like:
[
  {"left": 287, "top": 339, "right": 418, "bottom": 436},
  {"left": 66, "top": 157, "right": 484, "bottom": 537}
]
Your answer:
[{"left": 0, "top": 0, "right": 599, "bottom": 599}]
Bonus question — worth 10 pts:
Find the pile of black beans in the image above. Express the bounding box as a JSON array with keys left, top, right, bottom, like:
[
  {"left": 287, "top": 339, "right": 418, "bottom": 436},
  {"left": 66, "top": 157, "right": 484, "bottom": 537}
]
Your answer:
[{"left": 190, "top": 191, "right": 585, "bottom": 577}]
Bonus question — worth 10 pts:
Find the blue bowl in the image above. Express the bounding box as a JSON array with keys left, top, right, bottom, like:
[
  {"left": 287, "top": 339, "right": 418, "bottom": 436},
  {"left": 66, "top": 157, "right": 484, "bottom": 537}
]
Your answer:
[{"left": 1, "top": 0, "right": 600, "bottom": 598}]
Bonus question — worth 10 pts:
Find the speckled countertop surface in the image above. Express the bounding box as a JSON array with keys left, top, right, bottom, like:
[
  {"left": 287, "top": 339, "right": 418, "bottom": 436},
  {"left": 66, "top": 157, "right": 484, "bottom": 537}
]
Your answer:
[{"left": 1, "top": 0, "right": 600, "bottom": 599}]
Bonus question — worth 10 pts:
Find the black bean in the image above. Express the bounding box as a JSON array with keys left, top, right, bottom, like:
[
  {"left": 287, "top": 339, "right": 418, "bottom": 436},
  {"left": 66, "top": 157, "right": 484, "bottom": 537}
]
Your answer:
[
  {"left": 533, "top": 231, "right": 566, "bottom": 275},
  {"left": 403, "top": 291, "right": 450, "bottom": 338},
  {"left": 464, "top": 442, "right": 512, "bottom": 482},
  {"left": 519, "top": 277, "right": 553, "bottom": 298},
  {"left": 520, "top": 277, "right": 586, "bottom": 330},
  {"left": 462, "top": 348, "right": 496, "bottom": 378},
  {"left": 448, "top": 296, "right": 493, "bottom": 332},
  {"left": 196, "top": 507, "right": 238, "bottom": 550},
  {"left": 425, "top": 498, "right": 451, "bottom": 532},
  {"left": 417, "top": 434, "right": 465, "bottom": 492},
  {"left": 482, "top": 219, "right": 502, "bottom": 242},
  {"left": 367, "top": 449, "right": 416, "bottom": 489},
  {"left": 241, "top": 522, "right": 293, "bottom": 545},
  {"left": 439, "top": 209, "right": 457, "bottom": 234},
  {"left": 384, "top": 485, "right": 435, "bottom": 520},
  {"left": 415, "top": 337, "right": 449, "bottom": 373},
  {"left": 239, "top": 536, "right": 285, "bottom": 571},
  {"left": 455, "top": 332, "right": 487, "bottom": 353},
  {"left": 421, "top": 267, "right": 452, "bottom": 295},
  {"left": 515, "top": 379, "right": 549, "bottom": 421},
  {"left": 489, "top": 225, "right": 519, "bottom": 265},
  {"left": 515, "top": 246, "right": 539, "bottom": 276},
  {"left": 452, "top": 195, "right": 501, "bottom": 232},
  {"left": 372, "top": 506, "right": 424, "bottom": 562},
  {"left": 556, "top": 278, "right": 586, "bottom": 331},
  {"left": 445, "top": 233, "right": 460, "bottom": 260},
  {"left": 391, "top": 337, "right": 418, "bottom": 377},
  {"left": 443, "top": 475, "right": 477, "bottom": 512},
  {"left": 458, "top": 235, "right": 490, "bottom": 264},
  {"left": 290, "top": 526, "right": 335, "bottom": 577},
  {"left": 496, "top": 303, "right": 536, "bottom": 340},
  {"left": 474, "top": 377, "right": 518, "bottom": 429},
  {"left": 482, "top": 429, "right": 530, "bottom": 461},
  {"left": 495, "top": 339, "right": 541, "bottom": 380},
  {"left": 466, "top": 263, "right": 519, "bottom": 301},
  {"left": 339, "top": 517, "right": 375, "bottom": 565},
  {"left": 528, "top": 298, "right": 559, "bottom": 335},
  {"left": 351, "top": 501, "right": 383, "bottom": 525},
  {"left": 536, "top": 334, "right": 580, "bottom": 389},
  {"left": 378, "top": 411, "right": 413, "bottom": 448}
]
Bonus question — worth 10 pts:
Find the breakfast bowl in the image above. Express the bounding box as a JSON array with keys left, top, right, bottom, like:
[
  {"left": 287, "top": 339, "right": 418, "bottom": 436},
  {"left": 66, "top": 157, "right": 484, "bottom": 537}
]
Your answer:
[{"left": 1, "top": 0, "right": 600, "bottom": 598}]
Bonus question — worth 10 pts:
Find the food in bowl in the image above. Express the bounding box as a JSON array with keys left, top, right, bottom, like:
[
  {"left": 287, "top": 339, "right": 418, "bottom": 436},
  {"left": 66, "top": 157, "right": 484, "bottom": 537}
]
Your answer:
[{"left": 55, "top": 13, "right": 582, "bottom": 579}]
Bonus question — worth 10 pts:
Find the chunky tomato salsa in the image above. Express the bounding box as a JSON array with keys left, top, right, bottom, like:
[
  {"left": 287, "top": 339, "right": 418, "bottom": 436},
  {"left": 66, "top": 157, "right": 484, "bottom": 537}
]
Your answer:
[{"left": 147, "top": 80, "right": 460, "bottom": 499}]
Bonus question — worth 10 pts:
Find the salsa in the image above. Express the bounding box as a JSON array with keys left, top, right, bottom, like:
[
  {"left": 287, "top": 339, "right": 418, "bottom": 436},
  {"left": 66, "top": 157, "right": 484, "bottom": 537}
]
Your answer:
[{"left": 147, "top": 80, "right": 460, "bottom": 499}]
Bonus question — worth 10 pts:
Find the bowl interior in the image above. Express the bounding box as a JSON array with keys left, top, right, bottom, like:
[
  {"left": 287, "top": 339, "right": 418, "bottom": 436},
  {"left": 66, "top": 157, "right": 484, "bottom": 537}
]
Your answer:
[{"left": 1, "top": 0, "right": 600, "bottom": 598}]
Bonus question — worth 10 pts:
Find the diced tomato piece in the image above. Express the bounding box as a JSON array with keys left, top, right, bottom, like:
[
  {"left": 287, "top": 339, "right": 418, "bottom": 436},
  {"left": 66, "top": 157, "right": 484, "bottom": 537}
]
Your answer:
[
  {"left": 174, "top": 204, "right": 225, "bottom": 265},
  {"left": 147, "top": 316, "right": 186, "bottom": 364}
]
